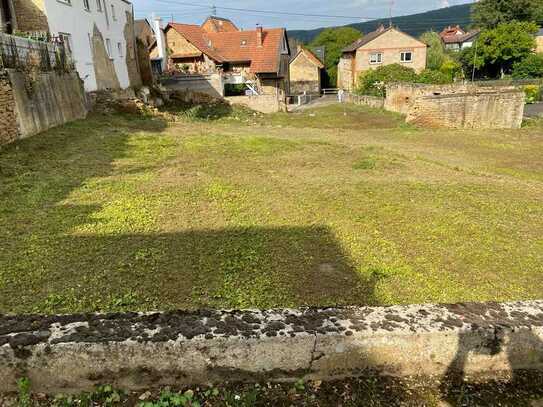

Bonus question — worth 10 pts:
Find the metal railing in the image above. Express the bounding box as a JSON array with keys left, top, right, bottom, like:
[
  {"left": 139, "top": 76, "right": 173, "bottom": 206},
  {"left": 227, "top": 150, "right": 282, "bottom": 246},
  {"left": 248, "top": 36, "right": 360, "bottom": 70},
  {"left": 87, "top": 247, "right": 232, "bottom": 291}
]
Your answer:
[
  {"left": 0, "top": 33, "right": 73, "bottom": 72},
  {"left": 322, "top": 88, "right": 339, "bottom": 95}
]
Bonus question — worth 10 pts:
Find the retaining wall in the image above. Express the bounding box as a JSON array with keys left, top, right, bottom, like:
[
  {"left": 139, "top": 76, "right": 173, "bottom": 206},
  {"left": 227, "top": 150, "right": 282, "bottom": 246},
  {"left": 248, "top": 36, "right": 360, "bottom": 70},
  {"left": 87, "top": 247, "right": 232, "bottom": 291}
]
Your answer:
[
  {"left": 344, "top": 93, "right": 385, "bottom": 109},
  {"left": 226, "top": 94, "right": 285, "bottom": 113},
  {"left": 384, "top": 83, "right": 525, "bottom": 129},
  {"left": 407, "top": 90, "right": 525, "bottom": 129},
  {"left": 1, "top": 301, "right": 543, "bottom": 393},
  {"left": 4, "top": 68, "right": 87, "bottom": 143},
  {"left": 0, "top": 71, "right": 18, "bottom": 145},
  {"left": 161, "top": 74, "right": 224, "bottom": 98}
]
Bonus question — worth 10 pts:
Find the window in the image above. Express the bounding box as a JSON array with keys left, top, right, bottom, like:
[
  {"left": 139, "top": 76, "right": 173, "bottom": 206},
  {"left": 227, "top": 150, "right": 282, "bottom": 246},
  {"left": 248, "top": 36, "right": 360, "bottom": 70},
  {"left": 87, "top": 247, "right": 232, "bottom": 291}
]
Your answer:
[
  {"left": 106, "top": 38, "right": 112, "bottom": 58},
  {"left": 240, "top": 40, "right": 247, "bottom": 46},
  {"left": 58, "top": 32, "right": 72, "bottom": 53},
  {"left": 369, "top": 53, "right": 382, "bottom": 64},
  {"left": 111, "top": 4, "right": 116, "bottom": 20},
  {"left": 83, "top": 0, "right": 90, "bottom": 11},
  {"left": 400, "top": 51, "right": 413, "bottom": 63},
  {"left": 57, "top": 0, "right": 71, "bottom": 5},
  {"left": 96, "top": 0, "right": 102, "bottom": 11},
  {"left": 117, "top": 41, "right": 123, "bottom": 57}
]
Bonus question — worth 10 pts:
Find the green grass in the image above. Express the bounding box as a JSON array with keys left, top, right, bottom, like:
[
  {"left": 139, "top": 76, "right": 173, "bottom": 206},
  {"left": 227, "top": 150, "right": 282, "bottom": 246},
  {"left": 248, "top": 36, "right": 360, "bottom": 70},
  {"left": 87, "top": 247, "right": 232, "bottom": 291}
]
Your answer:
[{"left": 1, "top": 104, "right": 543, "bottom": 314}]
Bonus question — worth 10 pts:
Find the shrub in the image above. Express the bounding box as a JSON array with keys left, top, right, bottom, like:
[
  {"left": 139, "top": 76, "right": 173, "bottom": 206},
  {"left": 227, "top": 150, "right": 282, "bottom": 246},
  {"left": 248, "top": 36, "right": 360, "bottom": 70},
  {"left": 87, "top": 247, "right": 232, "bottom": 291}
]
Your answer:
[
  {"left": 417, "top": 69, "right": 452, "bottom": 84},
  {"left": 523, "top": 84, "right": 541, "bottom": 104},
  {"left": 439, "top": 58, "right": 463, "bottom": 81},
  {"left": 356, "top": 64, "right": 418, "bottom": 96},
  {"left": 512, "top": 54, "right": 543, "bottom": 79}
]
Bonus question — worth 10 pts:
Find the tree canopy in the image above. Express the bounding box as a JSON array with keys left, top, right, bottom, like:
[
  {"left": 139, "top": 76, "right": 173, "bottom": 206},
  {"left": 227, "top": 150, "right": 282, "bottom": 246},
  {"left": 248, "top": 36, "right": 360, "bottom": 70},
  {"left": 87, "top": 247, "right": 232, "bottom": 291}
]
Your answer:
[
  {"left": 309, "top": 27, "right": 361, "bottom": 87},
  {"left": 466, "top": 22, "right": 538, "bottom": 77},
  {"left": 472, "top": 0, "right": 543, "bottom": 29},
  {"left": 512, "top": 53, "right": 543, "bottom": 79},
  {"left": 420, "top": 31, "right": 448, "bottom": 71}
]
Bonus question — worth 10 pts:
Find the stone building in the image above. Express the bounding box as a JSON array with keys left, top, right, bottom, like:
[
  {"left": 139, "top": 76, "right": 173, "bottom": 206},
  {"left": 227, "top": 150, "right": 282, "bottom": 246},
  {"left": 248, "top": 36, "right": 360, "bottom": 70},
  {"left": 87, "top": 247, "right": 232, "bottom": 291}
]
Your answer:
[
  {"left": 4, "top": 0, "right": 141, "bottom": 92},
  {"left": 338, "top": 25, "right": 427, "bottom": 92},
  {"left": 289, "top": 45, "right": 324, "bottom": 95},
  {"left": 155, "top": 16, "right": 290, "bottom": 97}
]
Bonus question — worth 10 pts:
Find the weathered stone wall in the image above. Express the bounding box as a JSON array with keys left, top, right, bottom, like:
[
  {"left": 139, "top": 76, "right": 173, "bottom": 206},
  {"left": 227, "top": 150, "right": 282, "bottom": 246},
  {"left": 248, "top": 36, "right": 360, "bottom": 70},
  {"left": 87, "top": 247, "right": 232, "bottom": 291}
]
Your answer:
[
  {"left": 406, "top": 90, "right": 525, "bottom": 129},
  {"left": 91, "top": 24, "right": 121, "bottom": 90},
  {"left": 124, "top": 11, "right": 142, "bottom": 89},
  {"left": 344, "top": 93, "right": 385, "bottom": 109},
  {"left": 0, "top": 70, "right": 18, "bottom": 145},
  {"left": 7, "top": 69, "right": 87, "bottom": 140},
  {"left": 161, "top": 73, "right": 224, "bottom": 98},
  {"left": 226, "top": 94, "right": 284, "bottom": 113},
  {"left": 11, "top": 0, "right": 49, "bottom": 33},
  {"left": 337, "top": 55, "right": 354, "bottom": 91},
  {"left": 290, "top": 52, "right": 320, "bottom": 95},
  {"left": 1, "top": 301, "right": 543, "bottom": 393}
]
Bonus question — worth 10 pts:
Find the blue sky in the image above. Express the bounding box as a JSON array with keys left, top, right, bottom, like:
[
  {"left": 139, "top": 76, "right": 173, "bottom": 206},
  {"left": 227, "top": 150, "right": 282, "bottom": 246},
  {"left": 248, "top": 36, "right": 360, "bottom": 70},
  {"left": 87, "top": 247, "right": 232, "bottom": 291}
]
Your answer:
[{"left": 133, "top": 0, "right": 474, "bottom": 31}]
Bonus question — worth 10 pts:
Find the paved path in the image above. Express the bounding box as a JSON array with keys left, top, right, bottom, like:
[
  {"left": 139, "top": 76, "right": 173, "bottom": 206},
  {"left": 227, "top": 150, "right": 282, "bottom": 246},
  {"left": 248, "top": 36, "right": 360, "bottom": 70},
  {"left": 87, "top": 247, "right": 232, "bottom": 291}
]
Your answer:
[
  {"left": 288, "top": 95, "right": 340, "bottom": 112},
  {"left": 524, "top": 103, "right": 543, "bottom": 118}
]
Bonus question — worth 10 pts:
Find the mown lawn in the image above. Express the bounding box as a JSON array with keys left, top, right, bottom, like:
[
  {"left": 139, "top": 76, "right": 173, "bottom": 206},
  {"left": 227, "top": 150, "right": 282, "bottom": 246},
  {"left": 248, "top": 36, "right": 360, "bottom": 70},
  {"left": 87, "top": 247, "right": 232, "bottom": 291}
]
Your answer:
[{"left": 1, "top": 104, "right": 542, "bottom": 314}]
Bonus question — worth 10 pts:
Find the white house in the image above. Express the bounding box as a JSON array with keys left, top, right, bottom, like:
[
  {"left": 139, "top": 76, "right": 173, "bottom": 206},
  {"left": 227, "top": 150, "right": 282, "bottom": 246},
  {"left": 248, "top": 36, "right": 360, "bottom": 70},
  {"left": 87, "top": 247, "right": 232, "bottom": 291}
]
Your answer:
[
  {"left": 45, "top": 0, "right": 140, "bottom": 91},
  {"left": 3, "top": 0, "right": 141, "bottom": 92}
]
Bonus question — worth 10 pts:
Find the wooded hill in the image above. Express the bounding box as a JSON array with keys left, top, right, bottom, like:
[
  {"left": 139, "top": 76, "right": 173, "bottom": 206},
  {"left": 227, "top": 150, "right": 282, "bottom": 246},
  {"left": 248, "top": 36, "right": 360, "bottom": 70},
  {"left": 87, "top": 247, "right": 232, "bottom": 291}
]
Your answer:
[{"left": 288, "top": 3, "right": 474, "bottom": 43}]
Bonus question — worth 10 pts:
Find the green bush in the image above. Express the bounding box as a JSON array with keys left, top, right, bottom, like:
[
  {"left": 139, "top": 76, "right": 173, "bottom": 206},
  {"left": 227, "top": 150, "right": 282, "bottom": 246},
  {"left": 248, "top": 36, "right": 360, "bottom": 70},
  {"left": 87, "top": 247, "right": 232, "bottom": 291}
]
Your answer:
[
  {"left": 356, "top": 64, "right": 418, "bottom": 96},
  {"left": 512, "top": 54, "right": 543, "bottom": 79},
  {"left": 439, "top": 58, "right": 463, "bottom": 81},
  {"left": 417, "top": 69, "right": 452, "bottom": 84},
  {"left": 523, "top": 84, "right": 541, "bottom": 104}
]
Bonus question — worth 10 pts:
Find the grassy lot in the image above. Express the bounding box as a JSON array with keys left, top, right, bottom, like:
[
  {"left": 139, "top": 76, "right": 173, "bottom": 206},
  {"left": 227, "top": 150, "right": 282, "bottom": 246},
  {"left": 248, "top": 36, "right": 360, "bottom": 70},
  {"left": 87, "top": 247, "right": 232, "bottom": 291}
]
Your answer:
[{"left": 1, "top": 103, "right": 542, "bottom": 314}]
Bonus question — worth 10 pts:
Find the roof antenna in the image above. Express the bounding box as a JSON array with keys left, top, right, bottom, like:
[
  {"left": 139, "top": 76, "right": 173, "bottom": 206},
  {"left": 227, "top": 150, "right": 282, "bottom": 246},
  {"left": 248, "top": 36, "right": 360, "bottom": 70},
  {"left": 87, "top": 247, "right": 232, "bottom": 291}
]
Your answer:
[
  {"left": 388, "top": 0, "right": 394, "bottom": 27},
  {"left": 211, "top": 4, "right": 217, "bottom": 16}
]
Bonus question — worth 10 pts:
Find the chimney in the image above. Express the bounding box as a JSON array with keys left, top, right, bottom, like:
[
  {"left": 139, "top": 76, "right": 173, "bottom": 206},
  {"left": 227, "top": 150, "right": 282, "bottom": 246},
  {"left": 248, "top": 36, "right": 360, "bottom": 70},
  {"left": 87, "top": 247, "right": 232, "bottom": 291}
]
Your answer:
[
  {"left": 256, "top": 24, "right": 263, "bottom": 47},
  {"left": 377, "top": 24, "right": 385, "bottom": 33},
  {"left": 153, "top": 15, "right": 167, "bottom": 72}
]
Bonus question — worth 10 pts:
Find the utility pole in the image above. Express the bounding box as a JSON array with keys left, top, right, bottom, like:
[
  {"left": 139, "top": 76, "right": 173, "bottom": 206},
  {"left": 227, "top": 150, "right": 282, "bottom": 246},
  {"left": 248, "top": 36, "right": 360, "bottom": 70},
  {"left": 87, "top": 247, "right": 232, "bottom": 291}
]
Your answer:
[
  {"left": 211, "top": 4, "right": 217, "bottom": 16},
  {"left": 471, "top": 39, "right": 478, "bottom": 82}
]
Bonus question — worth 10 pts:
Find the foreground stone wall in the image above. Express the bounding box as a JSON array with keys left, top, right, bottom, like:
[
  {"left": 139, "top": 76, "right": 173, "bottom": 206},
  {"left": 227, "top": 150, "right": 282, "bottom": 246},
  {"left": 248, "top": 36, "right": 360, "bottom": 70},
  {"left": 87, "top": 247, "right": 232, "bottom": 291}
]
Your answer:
[
  {"left": 344, "top": 93, "right": 385, "bottom": 109},
  {"left": 0, "top": 71, "right": 18, "bottom": 146},
  {"left": 384, "top": 83, "right": 524, "bottom": 129},
  {"left": 407, "top": 90, "right": 525, "bottom": 129},
  {"left": 226, "top": 94, "right": 284, "bottom": 113},
  {"left": 161, "top": 74, "right": 224, "bottom": 98},
  {"left": 1, "top": 301, "right": 543, "bottom": 393},
  {"left": 7, "top": 69, "right": 87, "bottom": 141}
]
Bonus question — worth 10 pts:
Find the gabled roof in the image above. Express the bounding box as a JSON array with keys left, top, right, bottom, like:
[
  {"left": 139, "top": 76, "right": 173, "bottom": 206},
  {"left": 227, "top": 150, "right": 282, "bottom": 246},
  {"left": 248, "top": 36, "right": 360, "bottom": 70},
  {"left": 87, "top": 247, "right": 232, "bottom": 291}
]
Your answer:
[
  {"left": 202, "top": 16, "right": 239, "bottom": 33},
  {"left": 342, "top": 26, "right": 426, "bottom": 53},
  {"left": 290, "top": 46, "right": 324, "bottom": 69},
  {"left": 166, "top": 23, "right": 224, "bottom": 62},
  {"left": 442, "top": 29, "right": 480, "bottom": 44},
  {"left": 166, "top": 22, "right": 288, "bottom": 74}
]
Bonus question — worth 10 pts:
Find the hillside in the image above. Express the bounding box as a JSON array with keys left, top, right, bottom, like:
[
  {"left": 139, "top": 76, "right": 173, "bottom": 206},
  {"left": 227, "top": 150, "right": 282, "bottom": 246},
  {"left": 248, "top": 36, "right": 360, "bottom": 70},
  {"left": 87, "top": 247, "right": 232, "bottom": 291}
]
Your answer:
[{"left": 288, "top": 3, "right": 474, "bottom": 43}]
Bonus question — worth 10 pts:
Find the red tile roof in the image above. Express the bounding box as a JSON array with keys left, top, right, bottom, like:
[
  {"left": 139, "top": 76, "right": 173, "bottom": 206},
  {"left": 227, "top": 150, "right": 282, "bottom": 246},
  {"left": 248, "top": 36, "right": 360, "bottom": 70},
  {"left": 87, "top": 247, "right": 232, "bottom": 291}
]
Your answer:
[
  {"left": 167, "top": 23, "right": 287, "bottom": 74},
  {"left": 202, "top": 16, "right": 239, "bottom": 33}
]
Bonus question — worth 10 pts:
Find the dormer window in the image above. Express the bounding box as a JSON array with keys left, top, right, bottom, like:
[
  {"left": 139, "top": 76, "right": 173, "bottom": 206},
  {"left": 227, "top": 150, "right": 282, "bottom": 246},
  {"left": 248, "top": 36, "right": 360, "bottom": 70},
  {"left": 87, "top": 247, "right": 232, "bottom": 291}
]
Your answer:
[
  {"left": 240, "top": 40, "right": 247, "bottom": 46},
  {"left": 208, "top": 39, "right": 212, "bottom": 47}
]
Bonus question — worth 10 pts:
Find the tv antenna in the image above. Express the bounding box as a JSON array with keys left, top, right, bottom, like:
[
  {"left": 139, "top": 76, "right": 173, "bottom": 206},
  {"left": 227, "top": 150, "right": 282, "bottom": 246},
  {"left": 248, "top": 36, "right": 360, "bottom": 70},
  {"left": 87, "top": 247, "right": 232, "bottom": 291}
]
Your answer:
[
  {"left": 388, "top": 0, "right": 395, "bottom": 27},
  {"left": 211, "top": 4, "right": 217, "bottom": 16}
]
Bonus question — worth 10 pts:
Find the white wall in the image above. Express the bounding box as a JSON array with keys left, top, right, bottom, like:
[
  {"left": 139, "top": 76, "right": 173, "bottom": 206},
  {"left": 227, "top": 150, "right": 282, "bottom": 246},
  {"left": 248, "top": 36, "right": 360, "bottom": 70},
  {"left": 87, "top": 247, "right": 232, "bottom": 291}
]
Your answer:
[{"left": 43, "top": 0, "right": 133, "bottom": 91}]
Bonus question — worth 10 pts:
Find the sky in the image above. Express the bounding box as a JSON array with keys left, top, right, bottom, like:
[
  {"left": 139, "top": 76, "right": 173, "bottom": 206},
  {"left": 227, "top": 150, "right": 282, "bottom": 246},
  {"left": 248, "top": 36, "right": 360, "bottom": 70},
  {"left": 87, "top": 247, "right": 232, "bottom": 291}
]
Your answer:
[{"left": 133, "top": 0, "right": 474, "bottom": 31}]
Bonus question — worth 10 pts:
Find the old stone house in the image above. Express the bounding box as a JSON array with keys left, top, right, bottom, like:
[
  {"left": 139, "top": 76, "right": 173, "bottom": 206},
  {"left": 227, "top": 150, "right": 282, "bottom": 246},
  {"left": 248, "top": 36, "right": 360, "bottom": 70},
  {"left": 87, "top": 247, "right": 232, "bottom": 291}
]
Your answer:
[
  {"left": 338, "top": 25, "right": 427, "bottom": 91},
  {"left": 155, "top": 16, "right": 290, "bottom": 97},
  {"left": 289, "top": 45, "right": 324, "bottom": 95},
  {"left": 1, "top": 0, "right": 141, "bottom": 92},
  {"left": 439, "top": 25, "right": 479, "bottom": 51}
]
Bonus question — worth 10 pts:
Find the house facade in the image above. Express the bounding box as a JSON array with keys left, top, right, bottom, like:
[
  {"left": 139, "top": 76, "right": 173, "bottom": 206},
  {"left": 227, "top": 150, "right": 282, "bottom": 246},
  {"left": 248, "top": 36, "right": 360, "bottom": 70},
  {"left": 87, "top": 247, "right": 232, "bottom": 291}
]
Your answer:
[
  {"left": 440, "top": 25, "right": 479, "bottom": 51},
  {"left": 289, "top": 45, "right": 324, "bottom": 95},
  {"left": 537, "top": 28, "right": 543, "bottom": 53},
  {"left": 3, "top": 0, "right": 140, "bottom": 92},
  {"left": 158, "top": 17, "right": 290, "bottom": 97},
  {"left": 338, "top": 26, "right": 427, "bottom": 92}
]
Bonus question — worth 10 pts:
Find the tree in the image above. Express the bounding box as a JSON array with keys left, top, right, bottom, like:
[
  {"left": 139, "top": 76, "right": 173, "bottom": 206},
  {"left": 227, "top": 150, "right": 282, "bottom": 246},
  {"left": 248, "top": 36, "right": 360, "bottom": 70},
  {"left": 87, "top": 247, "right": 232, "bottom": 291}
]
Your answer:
[
  {"left": 472, "top": 0, "right": 543, "bottom": 29},
  {"left": 420, "top": 31, "right": 447, "bottom": 71},
  {"left": 417, "top": 69, "right": 452, "bottom": 85},
  {"left": 309, "top": 27, "right": 361, "bottom": 87},
  {"left": 512, "top": 53, "right": 543, "bottom": 78},
  {"left": 356, "top": 64, "right": 418, "bottom": 96},
  {"left": 462, "top": 22, "right": 538, "bottom": 78}
]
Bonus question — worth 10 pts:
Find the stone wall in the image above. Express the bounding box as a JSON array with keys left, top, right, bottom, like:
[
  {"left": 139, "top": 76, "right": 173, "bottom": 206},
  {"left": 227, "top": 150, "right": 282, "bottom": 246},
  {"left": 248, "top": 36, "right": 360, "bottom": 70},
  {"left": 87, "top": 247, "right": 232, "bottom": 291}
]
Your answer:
[
  {"left": 344, "top": 93, "right": 385, "bottom": 109},
  {"left": 1, "top": 301, "right": 543, "bottom": 393},
  {"left": 123, "top": 10, "right": 142, "bottom": 89},
  {"left": 226, "top": 94, "right": 284, "bottom": 113},
  {"left": 0, "top": 71, "right": 18, "bottom": 145},
  {"left": 161, "top": 74, "right": 224, "bottom": 98},
  {"left": 11, "top": 0, "right": 49, "bottom": 33},
  {"left": 91, "top": 24, "right": 121, "bottom": 90},
  {"left": 406, "top": 90, "right": 525, "bottom": 129},
  {"left": 384, "top": 82, "right": 524, "bottom": 129},
  {"left": 6, "top": 69, "right": 87, "bottom": 141}
]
